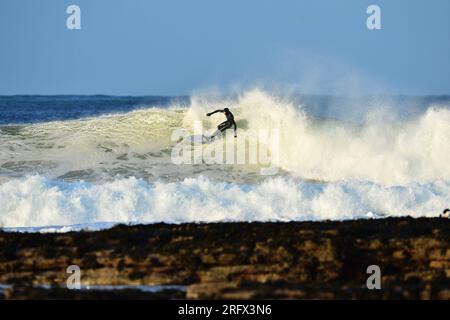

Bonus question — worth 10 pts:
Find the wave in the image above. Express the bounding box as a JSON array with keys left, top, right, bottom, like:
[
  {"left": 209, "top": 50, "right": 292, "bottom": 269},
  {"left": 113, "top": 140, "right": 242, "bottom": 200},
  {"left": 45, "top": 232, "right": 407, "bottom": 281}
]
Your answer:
[
  {"left": 187, "top": 90, "right": 450, "bottom": 184},
  {"left": 0, "top": 90, "right": 450, "bottom": 185},
  {"left": 0, "top": 108, "right": 186, "bottom": 181},
  {"left": 0, "top": 175, "right": 448, "bottom": 230}
]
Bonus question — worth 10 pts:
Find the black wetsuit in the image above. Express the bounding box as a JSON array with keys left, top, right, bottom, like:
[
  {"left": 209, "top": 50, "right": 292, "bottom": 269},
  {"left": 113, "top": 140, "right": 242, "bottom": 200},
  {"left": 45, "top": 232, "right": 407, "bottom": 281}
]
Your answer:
[{"left": 207, "top": 109, "right": 237, "bottom": 135}]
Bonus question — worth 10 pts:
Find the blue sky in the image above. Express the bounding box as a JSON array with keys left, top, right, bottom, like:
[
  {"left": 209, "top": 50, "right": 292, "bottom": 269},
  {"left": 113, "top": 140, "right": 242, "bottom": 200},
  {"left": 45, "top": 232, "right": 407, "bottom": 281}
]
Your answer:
[{"left": 0, "top": 0, "right": 449, "bottom": 95}]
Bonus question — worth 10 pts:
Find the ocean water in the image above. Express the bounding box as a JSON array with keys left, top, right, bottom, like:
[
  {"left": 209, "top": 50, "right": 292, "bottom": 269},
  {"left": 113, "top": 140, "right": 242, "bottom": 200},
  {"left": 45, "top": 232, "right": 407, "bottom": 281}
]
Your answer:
[{"left": 1, "top": 90, "right": 449, "bottom": 231}]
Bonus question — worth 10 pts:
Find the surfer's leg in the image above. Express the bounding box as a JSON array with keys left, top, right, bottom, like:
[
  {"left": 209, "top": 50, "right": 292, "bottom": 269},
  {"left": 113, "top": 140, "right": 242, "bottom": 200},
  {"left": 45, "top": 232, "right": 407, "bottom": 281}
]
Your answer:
[
  {"left": 218, "top": 121, "right": 232, "bottom": 132},
  {"left": 208, "top": 129, "right": 221, "bottom": 141},
  {"left": 217, "top": 121, "right": 228, "bottom": 131},
  {"left": 207, "top": 122, "right": 231, "bottom": 141}
]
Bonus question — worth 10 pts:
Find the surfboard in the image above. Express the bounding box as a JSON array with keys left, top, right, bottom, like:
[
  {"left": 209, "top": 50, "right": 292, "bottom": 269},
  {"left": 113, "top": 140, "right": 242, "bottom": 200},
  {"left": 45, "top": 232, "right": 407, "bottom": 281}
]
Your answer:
[
  {"left": 188, "top": 134, "right": 213, "bottom": 144},
  {"left": 189, "top": 132, "right": 222, "bottom": 144}
]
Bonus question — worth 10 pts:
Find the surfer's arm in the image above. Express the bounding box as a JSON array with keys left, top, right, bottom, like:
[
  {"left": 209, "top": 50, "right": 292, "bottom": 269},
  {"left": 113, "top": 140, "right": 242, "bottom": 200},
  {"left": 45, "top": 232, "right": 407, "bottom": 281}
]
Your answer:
[
  {"left": 233, "top": 120, "right": 237, "bottom": 137},
  {"left": 206, "top": 109, "right": 223, "bottom": 116}
]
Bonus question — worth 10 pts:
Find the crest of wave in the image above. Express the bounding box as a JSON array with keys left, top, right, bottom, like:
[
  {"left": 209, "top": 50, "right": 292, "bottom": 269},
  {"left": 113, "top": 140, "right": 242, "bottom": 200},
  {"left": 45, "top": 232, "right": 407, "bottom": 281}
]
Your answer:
[{"left": 185, "top": 89, "right": 450, "bottom": 185}]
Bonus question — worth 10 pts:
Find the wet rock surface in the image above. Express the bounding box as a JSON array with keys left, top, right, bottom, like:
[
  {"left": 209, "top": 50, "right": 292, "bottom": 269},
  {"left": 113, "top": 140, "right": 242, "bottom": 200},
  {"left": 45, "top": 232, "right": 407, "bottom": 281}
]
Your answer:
[{"left": 0, "top": 217, "right": 449, "bottom": 299}]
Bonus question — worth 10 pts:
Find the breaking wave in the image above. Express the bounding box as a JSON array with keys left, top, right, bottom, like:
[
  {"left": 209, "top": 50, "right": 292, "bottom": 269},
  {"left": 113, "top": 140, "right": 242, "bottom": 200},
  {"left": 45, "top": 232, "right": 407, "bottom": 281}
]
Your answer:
[
  {"left": 0, "top": 175, "right": 448, "bottom": 230},
  {"left": 1, "top": 90, "right": 449, "bottom": 230},
  {"left": 1, "top": 90, "right": 450, "bottom": 185}
]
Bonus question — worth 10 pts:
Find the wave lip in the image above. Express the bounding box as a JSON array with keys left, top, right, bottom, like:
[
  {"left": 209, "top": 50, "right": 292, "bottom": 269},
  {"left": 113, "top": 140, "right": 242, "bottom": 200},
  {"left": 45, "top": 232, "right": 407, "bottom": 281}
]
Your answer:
[{"left": 0, "top": 175, "right": 448, "bottom": 231}]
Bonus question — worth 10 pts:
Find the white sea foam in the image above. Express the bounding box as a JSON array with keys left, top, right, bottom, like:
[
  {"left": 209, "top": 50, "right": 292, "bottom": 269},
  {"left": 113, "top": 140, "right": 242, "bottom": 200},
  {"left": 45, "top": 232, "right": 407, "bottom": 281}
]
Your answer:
[{"left": 0, "top": 175, "right": 448, "bottom": 231}]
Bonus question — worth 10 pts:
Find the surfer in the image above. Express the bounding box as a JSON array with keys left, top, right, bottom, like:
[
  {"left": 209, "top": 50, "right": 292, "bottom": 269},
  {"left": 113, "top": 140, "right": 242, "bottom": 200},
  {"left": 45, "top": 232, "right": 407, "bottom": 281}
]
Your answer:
[{"left": 206, "top": 107, "right": 237, "bottom": 139}]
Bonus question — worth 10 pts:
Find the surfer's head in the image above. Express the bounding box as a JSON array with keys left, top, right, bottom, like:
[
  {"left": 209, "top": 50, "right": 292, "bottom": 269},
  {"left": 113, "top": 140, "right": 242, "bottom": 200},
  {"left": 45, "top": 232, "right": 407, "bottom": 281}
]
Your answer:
[
  {"left": 443, "top": 208, "right": 450, "bottom": 218},
  {"left": 224, "top": 107, "right": 229, "bottom": 113}
]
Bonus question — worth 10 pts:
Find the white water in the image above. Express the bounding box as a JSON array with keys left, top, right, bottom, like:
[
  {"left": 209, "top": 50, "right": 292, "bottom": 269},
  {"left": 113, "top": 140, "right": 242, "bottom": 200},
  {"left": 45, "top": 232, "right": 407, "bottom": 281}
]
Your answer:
[
  {"left": 186, "top": 90, "right": 450, "bottom": 185},
  {"left": 0, "top": 175, "right": 448, "bottom": 231}
]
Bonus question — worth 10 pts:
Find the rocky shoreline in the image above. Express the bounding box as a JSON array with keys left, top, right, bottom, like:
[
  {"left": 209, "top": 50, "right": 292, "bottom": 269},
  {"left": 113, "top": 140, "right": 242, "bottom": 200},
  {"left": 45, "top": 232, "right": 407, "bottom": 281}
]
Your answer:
[{"left": 1, "top": 217, "right": 449, "bottom": 299}]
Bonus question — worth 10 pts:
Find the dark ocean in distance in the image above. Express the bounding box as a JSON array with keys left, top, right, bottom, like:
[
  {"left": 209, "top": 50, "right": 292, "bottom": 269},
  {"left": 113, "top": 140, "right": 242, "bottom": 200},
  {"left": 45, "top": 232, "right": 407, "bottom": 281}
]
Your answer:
[{"left": 1, "top": 94, "right": 449, "bottom": 125}]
